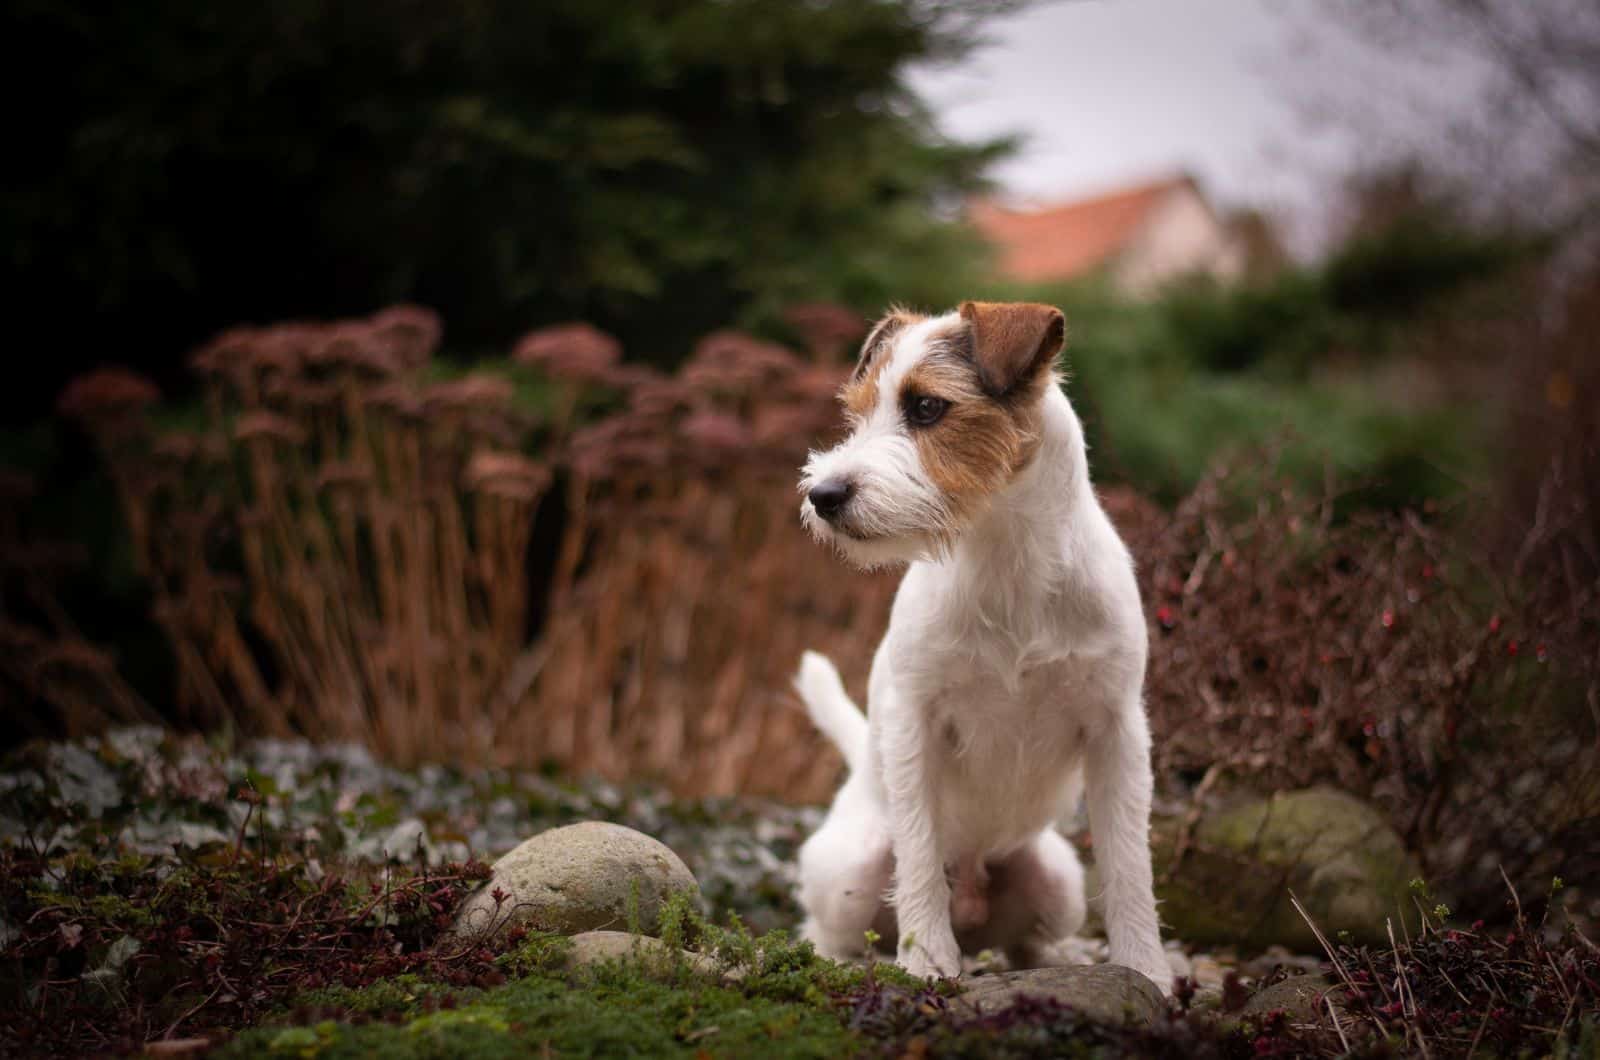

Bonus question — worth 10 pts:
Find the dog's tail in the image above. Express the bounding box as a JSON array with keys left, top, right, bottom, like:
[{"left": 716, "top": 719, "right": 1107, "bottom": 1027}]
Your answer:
[{"left": 794, "top": 650, "right": 868, "bottom": 773}]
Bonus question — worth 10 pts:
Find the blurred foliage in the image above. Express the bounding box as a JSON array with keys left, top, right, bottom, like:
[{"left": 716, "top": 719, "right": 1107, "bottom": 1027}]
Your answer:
[
  {"left": 985, "top": 201, "right": 1544, "bottom": 504},
  {"left": 5, "top": 0, "right": 1015, "bottom": 410}
]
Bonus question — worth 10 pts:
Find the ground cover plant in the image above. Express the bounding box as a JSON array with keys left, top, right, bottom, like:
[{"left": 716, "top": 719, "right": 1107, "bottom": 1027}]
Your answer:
[{"left": 3, "top": 731, "right": 1597, "bottom": 1057}]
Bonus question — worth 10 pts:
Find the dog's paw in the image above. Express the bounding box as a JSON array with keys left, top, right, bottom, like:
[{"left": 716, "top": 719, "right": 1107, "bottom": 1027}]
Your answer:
[
  {"left": 898, "top": 931, "right": 961, "bottom": 980},
  {"left": 1119, "top": 951, "right": 1176, "bottom": 996}
]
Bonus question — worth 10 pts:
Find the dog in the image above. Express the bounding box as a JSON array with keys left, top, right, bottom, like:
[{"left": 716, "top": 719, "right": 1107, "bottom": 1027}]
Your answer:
[{"left": 792, "top": 301, "right": 1169, "bottom": 987}]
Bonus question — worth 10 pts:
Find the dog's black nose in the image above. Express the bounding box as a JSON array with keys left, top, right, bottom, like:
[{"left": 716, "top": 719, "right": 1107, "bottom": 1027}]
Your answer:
[{"left": 808, "top": 478, "right": 854, "bottom": 521}]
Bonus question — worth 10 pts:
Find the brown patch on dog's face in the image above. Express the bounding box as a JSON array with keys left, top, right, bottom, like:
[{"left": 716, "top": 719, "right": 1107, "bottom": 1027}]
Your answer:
[
  {"left": 898, "top": 304, "right": 1066, "bottom": 520},
  {"left": 899, "top": 349, "right": 1043, "bottom": 520},
  {"left": 841, "top": 309, "right": 922, "bottom": 419}
]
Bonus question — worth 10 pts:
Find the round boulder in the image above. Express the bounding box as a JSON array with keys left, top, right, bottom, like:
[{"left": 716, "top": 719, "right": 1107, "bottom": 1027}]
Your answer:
[
  {"left": 1242, "top": 974, "right": 1339, "bottom": 1025},
  {"left": 453, "top": 822, "right": 698, "bottom": 939},
  {"left": 954, "top": 965, "right": 1166, "bottom": 1026},
  {"left": 1153, "top": 787, "right": 1420, "bottom": 951}
]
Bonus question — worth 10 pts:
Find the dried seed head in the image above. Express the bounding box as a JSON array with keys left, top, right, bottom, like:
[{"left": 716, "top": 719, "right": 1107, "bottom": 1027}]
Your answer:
[
  {"left": 781, "top": 302, "right": 868, "bottom": 362},
  {"left": 679, "top": 410, "right": 752, "bottom": 452},
  {"left": 513, "top": 323, "right": 622, "bottom": 382},
  {"left": 233, "top": 411, "right": 308, "bottom": 446},
  {"left": 424, "top": 375, "right": 514, "bottom": 411},
  {"left": 368, "top": 304, "right": 442, "bottom": 371},
  {"left": 464, "top": 450, "right": 550, "bottom": 499},
  {"left": 57, "top": 368, "right": 161, "bottom": 421},
  {"left": 681, "top": 331, "right": 802, "bottom": 394}
]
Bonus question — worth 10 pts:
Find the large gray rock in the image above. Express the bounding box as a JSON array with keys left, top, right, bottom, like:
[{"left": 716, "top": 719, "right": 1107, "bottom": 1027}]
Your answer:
[
  {"left": 452, "top": 821, "right": 698, "bottom": 939},
  {"left": 1242, "top": 974, "right": 1339, "bottom": 1025},
  {"left": 954, "top": 965, "right": 1166, "bottom": 1026},
  {"left": 1153, "top": 787, "right": 1419, "bottom": 951}
]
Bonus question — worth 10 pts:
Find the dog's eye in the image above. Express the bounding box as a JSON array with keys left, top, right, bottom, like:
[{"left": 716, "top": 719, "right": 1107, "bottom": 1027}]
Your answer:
[{"left": 905, "top": 394, "right": 950, "bottom": 427}]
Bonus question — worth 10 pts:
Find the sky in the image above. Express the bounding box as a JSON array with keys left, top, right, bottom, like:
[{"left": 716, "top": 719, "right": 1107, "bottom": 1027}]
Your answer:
[{"left": 905, "top": 0, "right": 1500, "bottom": 252}]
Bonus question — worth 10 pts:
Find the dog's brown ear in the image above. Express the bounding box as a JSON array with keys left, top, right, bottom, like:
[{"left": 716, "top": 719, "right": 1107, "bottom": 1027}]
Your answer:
[
  {"left": 853, "top": 310, "right": 914, "bottom": 381},
  {"left": 959, "top": 301, "right": 1065, "bottom": 397}
]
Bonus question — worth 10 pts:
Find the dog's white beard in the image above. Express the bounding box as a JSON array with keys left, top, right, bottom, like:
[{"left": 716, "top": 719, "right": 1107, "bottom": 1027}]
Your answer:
[{"left": 800, "top": 436, "right": 955, "bottom": 570}]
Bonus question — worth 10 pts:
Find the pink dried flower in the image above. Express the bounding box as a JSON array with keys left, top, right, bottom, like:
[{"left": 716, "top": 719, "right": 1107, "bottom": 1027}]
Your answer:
[
  {"left": 513, "top": 323, "right": 622, "bottom": 382},
  {"left": 233, "top": 411, "right": 308, "bottom": 446},
  {"left": 628, "top": 377, "right": 698, "bottom": 419},
  {"left": 751, "top": 402, "right": 833, "bottom": 449},
  {"left": 781, "top": 301, "right": 868, "bottom": 361},
  {"left": 679, "top": 410, "right": 752, "bottom": 452},
  {"left": 365, "top": 381, "right": 426, "bottom": 418},
  {"left": 464, "top": 450, "right": 550, "bottom": 499},
  {"left": 57, "top": 368, "right": 161, "bottom": 420},
  {"left": 681, "top": 330, "right": 802, "bottom": 393},
  {"left": 787, "top": 365, "right": 850, "bottom": 402},
  {"left": 424, "top": 375, "right": 514, "bottom": 411},
  {"left": 190, "top": 326, "right": 267, "bottom": 377},
  {"left": 368, "top": 304, "right": 442, "bottom": 371}
]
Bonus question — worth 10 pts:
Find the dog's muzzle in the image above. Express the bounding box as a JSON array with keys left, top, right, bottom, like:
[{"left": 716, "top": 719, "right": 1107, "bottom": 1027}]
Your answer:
[{"left": 807, "top": 478, "right": 854, "bottom": 523}]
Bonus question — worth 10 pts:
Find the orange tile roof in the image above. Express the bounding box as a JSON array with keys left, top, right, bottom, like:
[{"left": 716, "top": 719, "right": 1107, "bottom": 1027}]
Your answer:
[{"left": 970, "top": 176, "right": 1195, "bottom": 283}]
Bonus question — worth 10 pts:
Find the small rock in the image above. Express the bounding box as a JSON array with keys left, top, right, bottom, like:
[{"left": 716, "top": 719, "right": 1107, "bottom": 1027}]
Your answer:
[
  {"left": 1153, "top": 787, "right": 1420, "bottom": 950},
  {"left": 564, "top": 930, "right": 724, "bottom": 979},
  {"left": 1243, "top": 945, "right": 1326, "bottom": 980},
  {"left": 1242, "top": 974, "right": 1338, "bottom": 1025},
  {"left": 955, "top": 964, "right": 1166, "bottom": 1026},
  {"left": 452, "top": 821, "right": 698, "bottom": 939},
  {"left": 1188, "top": 954, "right": 1227, "bottom": 992}
]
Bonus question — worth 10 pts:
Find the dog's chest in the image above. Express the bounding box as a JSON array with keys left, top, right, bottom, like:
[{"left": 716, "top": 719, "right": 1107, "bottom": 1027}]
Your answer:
[
  {"left": 919, "top": 656, "right": 1101, "bottom": 849},
  {"left": 925, "top": 656, "right": 1095, "bottom": 758}
]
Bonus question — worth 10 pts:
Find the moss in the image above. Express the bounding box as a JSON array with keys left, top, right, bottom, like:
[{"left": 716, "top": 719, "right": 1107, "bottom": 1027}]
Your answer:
[
  {"left": 278, "top": 975, "right": 485, "bottom": 1021},
  {"left": 237, "top": 899, "right": 922, "bottom": 1059},
  {"left": 228, "top": 964, "right": 857, "bottom": 1059},
  {"left": 494, "top": 931, "right": 572, "bottom": 978},
  {"left": 1153, "top": 788, "right": 1421, "bottom": 950}
]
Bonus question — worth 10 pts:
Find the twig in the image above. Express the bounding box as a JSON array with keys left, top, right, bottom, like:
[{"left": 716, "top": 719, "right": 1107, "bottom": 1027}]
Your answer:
[
  {"left": 1465, "top": 1007, "right": 1492, "bottom": 1060},
  {"left": 160, "top": 982, "right": 223, "bottom": 1041},
  {"left": 1326, "top": 993, "right": 1351, "bottom": 1053},
  {"left": 1290, "top": 891, "right": 1356, "bottom": 991}
]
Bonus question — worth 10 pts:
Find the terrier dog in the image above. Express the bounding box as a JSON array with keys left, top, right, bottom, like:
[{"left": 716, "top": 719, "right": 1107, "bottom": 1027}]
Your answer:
[{"left": 793, "top": 301, "right": 1168, "bottom": 986}]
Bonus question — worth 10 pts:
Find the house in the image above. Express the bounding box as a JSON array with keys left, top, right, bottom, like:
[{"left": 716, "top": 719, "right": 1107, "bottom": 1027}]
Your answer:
[{"left": 969, "top": 174, "right": 1265, "bottom": 294}]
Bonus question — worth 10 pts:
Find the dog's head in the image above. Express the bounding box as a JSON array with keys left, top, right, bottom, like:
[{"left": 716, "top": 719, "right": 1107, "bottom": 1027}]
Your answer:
[{"left": 799, "top": 301, "right": 1066, "bottom": 568}]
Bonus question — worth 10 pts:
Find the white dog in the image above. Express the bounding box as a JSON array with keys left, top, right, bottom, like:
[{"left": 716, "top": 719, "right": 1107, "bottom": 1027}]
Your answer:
[{"left": 793, "top": 301, "right": 1168, "bottom": 987}]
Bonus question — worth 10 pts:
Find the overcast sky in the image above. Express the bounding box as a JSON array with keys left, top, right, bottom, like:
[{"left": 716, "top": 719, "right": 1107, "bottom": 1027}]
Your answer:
[{"left": 906, "top": 0, "right": 1501, "bottom": 251}]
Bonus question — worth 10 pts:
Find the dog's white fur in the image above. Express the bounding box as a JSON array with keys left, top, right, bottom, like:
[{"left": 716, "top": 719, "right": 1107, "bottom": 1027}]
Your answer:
[{"left": 793, "top": 309, "right": 1168, "bottom": 986}]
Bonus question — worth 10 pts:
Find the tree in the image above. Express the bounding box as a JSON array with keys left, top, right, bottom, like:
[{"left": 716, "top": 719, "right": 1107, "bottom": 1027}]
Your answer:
[{"left": 5, "top": 0, "right": 1019, "bottom": 410}]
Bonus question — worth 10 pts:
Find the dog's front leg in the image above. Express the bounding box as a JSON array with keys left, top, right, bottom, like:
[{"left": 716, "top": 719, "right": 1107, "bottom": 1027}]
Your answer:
[
  {"left": 879, "top": 692, "right": 960, "bottom": 979},
  {"left": 1084, "top": 705, "right": 1171, "bottom": 991}
]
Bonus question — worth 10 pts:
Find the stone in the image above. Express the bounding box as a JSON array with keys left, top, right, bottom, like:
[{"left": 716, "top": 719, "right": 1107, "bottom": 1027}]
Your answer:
[
  {"left": 1242, "top": 974, "right": 1339, "bottom": 1025},
  {"left": 1243, "top": 945, "right": 1327, "bottom": 980},
  {"left": 452, "top": 821, "right": 698, "bottom": 939},
  {"left": 1152, "top": 787, "right": 1420, "bottom": 951},
  {"left": 954, "top": 964, "right": 1166, "bottom": 1026},
  {"left": 1188, "top": 954, "right": 1227, "bottom": 992},
  {"left": 564, "top": 930, "right": 724, "bottom": 979}
]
